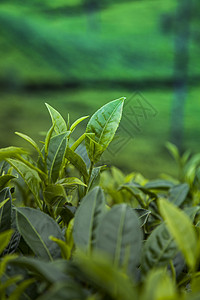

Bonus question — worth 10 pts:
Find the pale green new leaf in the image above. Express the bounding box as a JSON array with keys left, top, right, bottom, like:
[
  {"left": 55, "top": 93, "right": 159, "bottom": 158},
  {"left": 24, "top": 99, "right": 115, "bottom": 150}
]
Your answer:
[
  {"left": 15, "top": 207, "right": 64, "bottom": 261},
  {"left": 0, "top": 174, "right": 16, "bottom": 190},
  {"left": 159, "top": 199, "right": 198, "bottom": 270},
  {"left": 57, "top": 177, "right": 87, "bottom": 187},
  {"left": 7, "top": 158, "right": 42, "bottom": 209},
  {"left": 96, "top": 204, "right": 143, "bottom": 272},
  {"left": 0, "top": 229, "right": 13, "bottom": 255},
  {"left": 45, "top": 103, "right": 68, "bottom": 134},
  {"left": 15, "top": 131, "right": 44, "bottom": 161},
  {"left": 9, "top": 278, "right": 35, "bottom": 300},
  {"left": 85, "top": 97, "right": 125, "bottom": 162},
  {"left": 73, "top": 187, "right": 106, "bottom": 251},
  {"left": 75, "top": 250, "right": 137, "bottom": 300},
  {"left": 0, "top": 147, "right": 27, "bottom": 161},
  {"left": 50, "top": 236, "right": 71, "bottom": 260},
  {"left": 0, "top": 187, "right": 12, "bottom": 232},
  {"left": 141, "top": 268, "right": 176, "bottom": 300}
]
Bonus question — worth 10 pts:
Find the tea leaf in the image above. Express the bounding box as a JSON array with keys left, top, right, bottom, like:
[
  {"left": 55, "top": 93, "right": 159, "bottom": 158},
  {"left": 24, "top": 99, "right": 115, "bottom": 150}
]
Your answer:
[
  {"left": 47, "top": 133, "right": 69, "bottom": 183},
  {"left": 0, "top": 229, "right": 13, "bottom": 255},
  {"left": 45, "top": 103, "right": 68, "bottom": 134},
  {"left": 141, "top": 223, "right": 177, "bottom": 274},
  {"left": 15, "top": 131, "right": 44, "bottom": 161},
  {"left": 65, "top": 147, "right": 89, "bottom": 183},
  {"left": 0, "top": 187, "right": 12, "bottom": 232},
  {"left": 141, "top": 268, "right": 176, "bottom": 300},
  {"left": 96, "top": 204, "right": 143, "bottom": 272},
  {"left": 15, "top": 207, "right": 64, "bottom": 261},
  {"left": 159, "top": 199, "right": 198, "bottom": 270},
  {"left": 168, "top": 183, "right": 189, "bottom": 207},
  {"left": 70, "top": 116, "right": 89, "bottom": 132},
  {"left": 73, "top": 186, "right": 106, "bottom": 251},
  {"left": 85, "top": 97, "right": 125, "bottom": 163},
  {"left": 7, "top": 158, "right": 42, "bottom": 209},
  {"left": 0, "top": 147, "right": 27, "bottom": 161}
]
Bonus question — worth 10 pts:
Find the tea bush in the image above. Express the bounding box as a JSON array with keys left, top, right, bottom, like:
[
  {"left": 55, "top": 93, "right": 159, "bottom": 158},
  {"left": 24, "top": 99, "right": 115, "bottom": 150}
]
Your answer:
[{"left": 0, "top": 98, "right": 200, "bottom": 299}]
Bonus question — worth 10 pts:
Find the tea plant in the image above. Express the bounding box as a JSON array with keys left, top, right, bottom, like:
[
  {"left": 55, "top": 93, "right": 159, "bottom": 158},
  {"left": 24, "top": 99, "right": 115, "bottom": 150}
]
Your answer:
[{"left": 0, "top": 98, "right": 200, "bottom": 299}]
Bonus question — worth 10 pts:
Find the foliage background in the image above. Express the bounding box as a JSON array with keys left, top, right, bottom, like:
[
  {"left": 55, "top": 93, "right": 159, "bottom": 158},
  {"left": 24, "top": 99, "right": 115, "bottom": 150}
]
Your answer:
[{"left": 0, "top": 0, "right": 199, "bottom": 178}]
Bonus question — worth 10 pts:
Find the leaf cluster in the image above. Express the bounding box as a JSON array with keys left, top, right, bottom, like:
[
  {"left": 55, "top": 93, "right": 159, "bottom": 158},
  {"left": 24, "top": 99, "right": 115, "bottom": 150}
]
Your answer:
[{"left": 0, "top": 98, "right": 200, "bottom": 299}]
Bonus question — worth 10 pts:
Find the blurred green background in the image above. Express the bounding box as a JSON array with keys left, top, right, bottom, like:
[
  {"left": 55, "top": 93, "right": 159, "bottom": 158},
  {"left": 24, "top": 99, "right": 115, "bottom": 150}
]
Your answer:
[{"left": 0, "top": 0, "right": 199, "bottom": 178}]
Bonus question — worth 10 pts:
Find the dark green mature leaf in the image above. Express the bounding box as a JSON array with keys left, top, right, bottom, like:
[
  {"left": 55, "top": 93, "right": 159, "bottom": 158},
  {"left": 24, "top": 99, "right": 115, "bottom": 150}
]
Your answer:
[
  {"left": 96, "top": 204, "right": 143, "bottom": 272},
  {"left": 46, "top": 133, "right": 69, "bottom": 183},
  {"left": 36, "top": 282, "right": 85, "bottom": 300},
  {"left": 10, "top": 257, "right": 69, "bottom": 284},
  {"left": 85, "top": 98, "right": 125, "bottom": 163},
  {"left": 43, "top": 183, "right": 67, "bottom": 206},
  {"left": 145, "top": 179, "right": 174, "bottom": 190},
  {"left": 45, "top": 103, "right": 68, "bottom": 134},
  {"left": 168, "top": 183, "right": 189, "bottom": 207},
  {"left": 15, "top": 207, "right": 64, "bottom": 261},
  {"left": 0, "top": 187, "right": 12, "bottom": 232},
  {"left": 73, "top": 187, "right": 106, "bottom": 251},
  {"left": 159, "top": 199, "right": 198, "bottom": 270},
  {"left": 65, "top": 147, "right": 89, "bottom": 183},
  {"left": 7, "top": 158, "right": 42, "bottom": 209},
  {"left": 141, "top": 223, "right": 178, "bottom": 274}
]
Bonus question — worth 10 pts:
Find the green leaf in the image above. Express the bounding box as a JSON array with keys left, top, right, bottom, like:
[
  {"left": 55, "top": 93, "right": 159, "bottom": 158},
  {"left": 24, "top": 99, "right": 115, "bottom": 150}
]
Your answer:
[
  {"left": 73, "top": 187, "right": 106, "bottom": 251},
  {"left": 168, "top": 183, "right": 189, "bottom": 207},
  {"left": 46, "top": 133, "right": 69, "bottom": 182},
  {"left": 96, "top": 204, "right": 143, "bottom": 272},
  {"left": 70, "top": 116, "right": 89, "bottom": 132},
  {"left": 0, "top": 229, "right": 13, "bottom": 255},
  {"left": 43, "top": 183, "right": 67, "bottom": 206},
  {"left": 65, "top": 147, "right": 89, "bottom": 183},
  {"left": 0, "top": 147, "right": 27, "bottom": 161},
  {"left": 44, "top": 123, "right": 55, "bottom": 160},
  {"left": 15, "top": 207, "right": 64, "bottom": 261},
  {"left": 57, "top": 177, "right": 87, "bottom": 187},
  {"left": 0, "top": 187, "right": 12, "bottom": 232},
  {"left": 75, "top": 250, "right": 137, "bottom": 300},
  {"left": 0, "top": 174, "right": 16, "bottom": 190},
  {"left": 159, "top": 199, "right": 198, "bottom": 270},
  {"left": 15, "top": 132, "right": 44, "bottom": 161},
  {"left": 134, "top": 208, "right": 151, "bottom": 227},
  {"left": 85, "top": 97, "right": 125, "bottom": 162},
  {"left": 141, "top": 268, "right": 176, "bottom": 300},
  {"left": 7, "top": 158, "right": 42, "bottom": 209},
  {"left": 50, "top": 236, "right": 71, "bottom": 260},
  {"left": 145, "top": 179, "right": 174, "bottom": 190},
  {"left": 45, "top": 103, "right": 68, "bottom": 134},
  {"left": 165, "top": 142, "right": 180, "bottom": 163},
  {"left": 141, "top": 223, "right": 178, "bottom": 274},
  {"left": 9, "top": 278, "right": 35, "bottom": 300},
  {"left": 36, "top": 281, "right": 86, "bottom": 300},
  {"left": 10, "top": 256, "right": 69, "bottom": 284}
]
